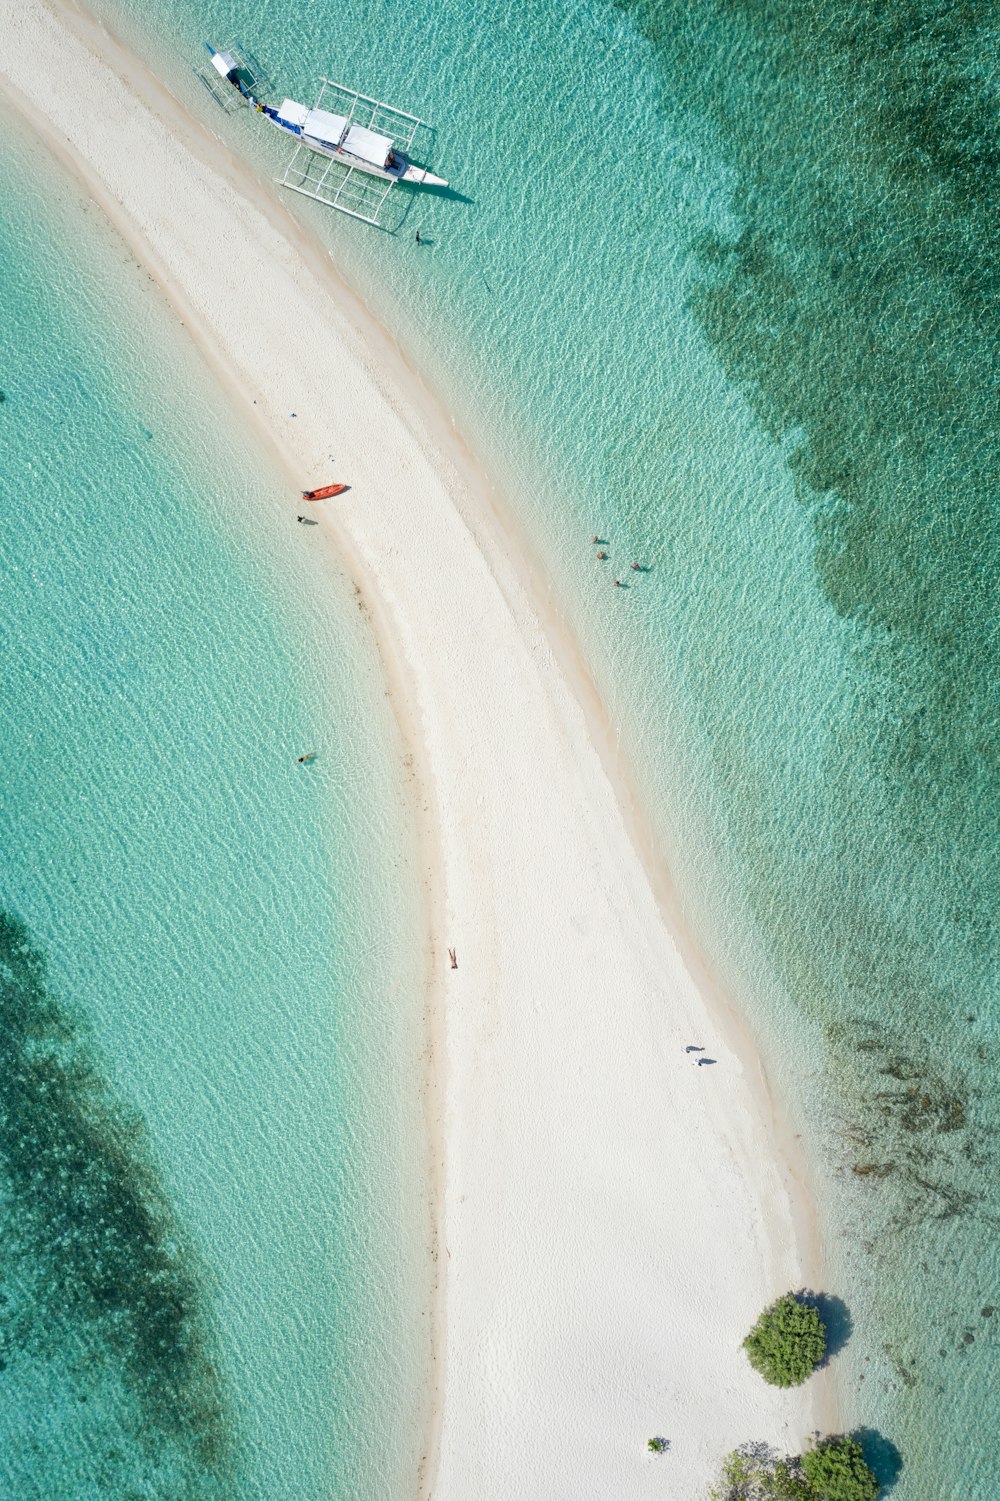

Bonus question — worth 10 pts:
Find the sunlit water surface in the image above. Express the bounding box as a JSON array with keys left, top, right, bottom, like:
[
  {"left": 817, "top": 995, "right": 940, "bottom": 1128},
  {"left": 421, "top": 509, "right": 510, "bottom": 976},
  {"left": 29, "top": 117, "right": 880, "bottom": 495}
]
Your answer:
[{"left": 0, "top": 114, "right": 426, "bottom": 1499}]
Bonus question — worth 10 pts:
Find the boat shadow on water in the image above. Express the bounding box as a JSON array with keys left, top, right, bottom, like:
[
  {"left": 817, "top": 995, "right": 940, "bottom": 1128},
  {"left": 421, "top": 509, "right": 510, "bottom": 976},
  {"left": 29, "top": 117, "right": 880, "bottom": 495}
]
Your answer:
[
  {"left": 387, "top": 182, "right": 475, "bottom": 238},
  {"left": 419, "top": 182, "right": 475, "bottom": 207}
]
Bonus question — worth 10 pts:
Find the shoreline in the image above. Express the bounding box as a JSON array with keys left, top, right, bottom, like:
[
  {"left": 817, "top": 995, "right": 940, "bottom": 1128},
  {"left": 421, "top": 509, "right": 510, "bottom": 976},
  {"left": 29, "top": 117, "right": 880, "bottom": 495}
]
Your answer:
[{"left": 1, "top": 1, "right": 839, "bottom": 1492}]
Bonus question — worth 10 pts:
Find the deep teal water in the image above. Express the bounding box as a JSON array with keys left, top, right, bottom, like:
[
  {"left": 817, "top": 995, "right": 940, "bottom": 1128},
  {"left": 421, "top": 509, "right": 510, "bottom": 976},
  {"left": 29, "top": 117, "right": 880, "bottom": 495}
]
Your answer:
[
  {"left": 6, "top": 0, "right": 999, "bottom": 1494},
  {"left": 0, "top": 117, "right": 425, "bottom": 1497}
]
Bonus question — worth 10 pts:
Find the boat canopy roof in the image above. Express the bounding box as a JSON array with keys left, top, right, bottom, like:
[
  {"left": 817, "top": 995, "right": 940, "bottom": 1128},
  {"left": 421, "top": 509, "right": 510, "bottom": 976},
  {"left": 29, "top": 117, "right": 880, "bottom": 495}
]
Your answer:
[
  {"left": 343, "top": 123, "right": 393, "bottom": 168},
  {"left": 303, "top": 106, "right": 349, "bottom": 147},
  {"left": 211, "top": 50, "right": 238, "bottom": 77},
  {"left": 278, "top": 98, "right": 310, "bottom": 129}
]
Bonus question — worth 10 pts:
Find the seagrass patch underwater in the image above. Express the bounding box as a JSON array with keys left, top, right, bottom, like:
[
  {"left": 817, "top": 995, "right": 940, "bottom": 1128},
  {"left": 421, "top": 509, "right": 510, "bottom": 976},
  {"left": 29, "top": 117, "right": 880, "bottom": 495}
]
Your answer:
[{"left": 0, "top": 911, "right": 232, "bottom": 1498}]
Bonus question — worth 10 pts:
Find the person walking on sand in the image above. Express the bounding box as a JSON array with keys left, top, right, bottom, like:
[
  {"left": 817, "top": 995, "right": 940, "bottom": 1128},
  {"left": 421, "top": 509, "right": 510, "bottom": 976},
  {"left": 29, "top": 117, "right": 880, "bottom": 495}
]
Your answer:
[{"left": 448, "top": 947, "right": 458, "bottom": 969}]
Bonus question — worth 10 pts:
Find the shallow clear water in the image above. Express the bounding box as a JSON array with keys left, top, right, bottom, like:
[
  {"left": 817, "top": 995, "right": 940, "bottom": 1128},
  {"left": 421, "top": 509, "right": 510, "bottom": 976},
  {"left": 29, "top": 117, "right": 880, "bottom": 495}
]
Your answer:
[
  {"left": 8, "top": 0, "right": 1000, "bottom": 1493},
  {"left": 0, "top": 115, "right": 426, "bottom": 1498}
]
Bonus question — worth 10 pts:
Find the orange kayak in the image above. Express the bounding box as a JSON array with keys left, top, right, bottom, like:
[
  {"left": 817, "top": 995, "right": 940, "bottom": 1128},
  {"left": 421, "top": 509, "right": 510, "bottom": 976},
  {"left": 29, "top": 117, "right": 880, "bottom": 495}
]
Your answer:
[{"left": 302, "top": 482, "right": 348, "bottom": 501}]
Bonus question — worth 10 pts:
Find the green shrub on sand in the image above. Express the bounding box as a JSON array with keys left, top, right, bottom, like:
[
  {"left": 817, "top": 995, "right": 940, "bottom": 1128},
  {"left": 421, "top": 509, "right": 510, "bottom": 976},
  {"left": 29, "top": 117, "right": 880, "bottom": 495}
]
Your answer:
[
  {"left": 709, "top": 1447, "right": 811, "bottom": 1499},
  {"left": 742, "top": 1293, "right": 827, "bottom": 1387},
  {"left": 709, "top": 1437, "right": 879, "bottom": 1501},
  {"left": 801, "top": 1436, "right": 879, "bottom": 1501}
]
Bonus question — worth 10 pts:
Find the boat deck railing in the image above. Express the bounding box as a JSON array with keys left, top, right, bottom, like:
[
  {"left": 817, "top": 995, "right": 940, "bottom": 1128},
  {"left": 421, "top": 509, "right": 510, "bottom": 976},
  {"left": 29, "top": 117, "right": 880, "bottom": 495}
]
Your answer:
[
  {"left": 278, "top": 147, "right": 398, "bottom": 228},
  {"left": 314, "top": 78, "right": 424, "bottom": 156}
]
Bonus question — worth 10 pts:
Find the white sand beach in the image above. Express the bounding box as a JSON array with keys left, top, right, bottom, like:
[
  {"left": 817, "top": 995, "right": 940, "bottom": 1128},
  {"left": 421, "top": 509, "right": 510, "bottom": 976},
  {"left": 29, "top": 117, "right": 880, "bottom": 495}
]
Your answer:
[{"left": 1, "top": 3, "right": 834, "bottom": 1493}]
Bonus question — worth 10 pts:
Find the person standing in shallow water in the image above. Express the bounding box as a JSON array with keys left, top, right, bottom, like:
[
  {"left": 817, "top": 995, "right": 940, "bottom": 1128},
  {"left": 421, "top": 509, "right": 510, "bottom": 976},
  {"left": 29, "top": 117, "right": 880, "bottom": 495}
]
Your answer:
[{"left": 415, "top": 229, "right": 422, "bottom": 245}]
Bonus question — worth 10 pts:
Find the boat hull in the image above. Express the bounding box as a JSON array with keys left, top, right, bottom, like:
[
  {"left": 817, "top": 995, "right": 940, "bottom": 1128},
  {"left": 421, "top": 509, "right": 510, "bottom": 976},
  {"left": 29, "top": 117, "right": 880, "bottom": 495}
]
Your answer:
[
  {"left": 401, "top": 163, "right": 449, "bottom": 187},
  {"left": 302, "top": 483, "right": 348, "bottom": 500}
]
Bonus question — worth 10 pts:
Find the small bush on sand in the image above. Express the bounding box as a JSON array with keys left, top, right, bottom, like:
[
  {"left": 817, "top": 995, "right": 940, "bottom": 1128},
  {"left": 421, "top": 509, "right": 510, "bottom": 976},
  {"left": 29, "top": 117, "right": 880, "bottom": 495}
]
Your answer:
[{"left": 742, "top": 1293, "right": 827, "bottom": 1387}]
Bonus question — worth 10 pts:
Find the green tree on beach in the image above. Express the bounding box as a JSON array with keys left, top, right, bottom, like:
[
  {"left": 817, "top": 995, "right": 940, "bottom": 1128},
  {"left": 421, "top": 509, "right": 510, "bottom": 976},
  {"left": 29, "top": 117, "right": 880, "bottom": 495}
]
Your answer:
[
  {"left": 742, "top": 1293, "right": 827, "bottom": 1387},
  {"left": 801, "top": 1437, "right": 879, "bottom": 1501},
  {"left": 709, "top": 1437, "right": 880, "bottom": 1501},
  {"left": 708, "top": 1446, "right": 810, "bottom": 1499}
]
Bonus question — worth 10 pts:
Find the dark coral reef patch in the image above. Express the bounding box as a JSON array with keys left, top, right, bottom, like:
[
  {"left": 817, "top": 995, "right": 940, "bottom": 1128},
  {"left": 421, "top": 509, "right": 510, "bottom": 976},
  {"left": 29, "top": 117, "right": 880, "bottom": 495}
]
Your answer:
[{"left": 0, "top": 910, "right": 233, "bottom": 1497}]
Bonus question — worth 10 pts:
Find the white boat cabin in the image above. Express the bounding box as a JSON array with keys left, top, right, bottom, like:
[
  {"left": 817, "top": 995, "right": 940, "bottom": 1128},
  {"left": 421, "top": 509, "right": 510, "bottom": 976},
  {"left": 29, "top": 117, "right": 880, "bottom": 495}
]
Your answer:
[{"left": 274, "top": 98, "right": 399, "bottom": 174}]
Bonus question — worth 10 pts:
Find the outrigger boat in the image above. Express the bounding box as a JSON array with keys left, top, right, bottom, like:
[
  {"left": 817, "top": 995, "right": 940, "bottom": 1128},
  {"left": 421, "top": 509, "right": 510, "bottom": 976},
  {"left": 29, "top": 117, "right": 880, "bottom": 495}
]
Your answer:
[
  {"left": 195, "top": 42, "right": 266, "bottom": 112},
  {"left": 302, "top": 482, "right": 348, "bottom": 500},
  {"left": 263, "top": 92, "right": 447, "bottom": 188},
  {"left": 196, "top": 44, "right": 447, "bottom": 228}
]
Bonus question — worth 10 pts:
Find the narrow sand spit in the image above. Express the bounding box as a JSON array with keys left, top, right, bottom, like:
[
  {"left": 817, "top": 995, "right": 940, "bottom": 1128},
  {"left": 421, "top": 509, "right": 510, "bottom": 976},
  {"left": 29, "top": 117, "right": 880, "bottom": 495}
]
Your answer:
[{"left": 1, "top": 3, "right": 834, "bottom": 1493}]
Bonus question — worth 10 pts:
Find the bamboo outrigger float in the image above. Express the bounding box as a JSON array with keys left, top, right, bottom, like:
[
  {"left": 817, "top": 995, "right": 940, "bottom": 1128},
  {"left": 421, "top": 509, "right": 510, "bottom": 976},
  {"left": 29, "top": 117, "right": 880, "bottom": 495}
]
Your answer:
[{"left": 195, "top": 44, "right": 447, "bottom": 228}]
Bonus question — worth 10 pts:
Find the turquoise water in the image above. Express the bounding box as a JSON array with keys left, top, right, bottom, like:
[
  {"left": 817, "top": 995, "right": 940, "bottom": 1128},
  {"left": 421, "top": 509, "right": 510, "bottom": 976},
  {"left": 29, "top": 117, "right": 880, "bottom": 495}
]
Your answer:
[
  {"left": 7, "top": 0, "right": 999, "bottom": 1493},
  {"left": 0, "top": 115, "right": 426, "bottom": 1497}
]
